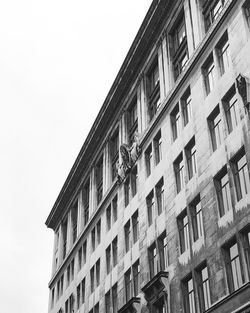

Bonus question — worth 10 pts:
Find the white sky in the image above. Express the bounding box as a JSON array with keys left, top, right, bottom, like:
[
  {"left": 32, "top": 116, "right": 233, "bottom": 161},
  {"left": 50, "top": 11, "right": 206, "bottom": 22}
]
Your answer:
[{"left": 0, "top": 1, "right": 152, "bottom": 312}]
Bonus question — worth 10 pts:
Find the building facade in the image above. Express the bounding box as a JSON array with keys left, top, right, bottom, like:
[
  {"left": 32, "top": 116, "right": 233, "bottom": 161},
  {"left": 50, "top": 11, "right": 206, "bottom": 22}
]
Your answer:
[{"left": 46, "top": 0, "right": 250, "bottom": 312}]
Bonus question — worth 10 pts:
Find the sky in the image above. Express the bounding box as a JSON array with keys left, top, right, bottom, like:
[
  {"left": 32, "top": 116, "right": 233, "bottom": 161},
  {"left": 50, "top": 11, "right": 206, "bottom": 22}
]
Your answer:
[{"left": 0, "top": 1, "right": 152, "bottom": 312}]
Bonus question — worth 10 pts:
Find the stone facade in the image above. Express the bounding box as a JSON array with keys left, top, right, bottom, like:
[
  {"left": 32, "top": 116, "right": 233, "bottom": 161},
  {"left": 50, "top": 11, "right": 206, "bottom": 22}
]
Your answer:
[{"left": 46, "top": 0, "right": 250, "bottom": 313}]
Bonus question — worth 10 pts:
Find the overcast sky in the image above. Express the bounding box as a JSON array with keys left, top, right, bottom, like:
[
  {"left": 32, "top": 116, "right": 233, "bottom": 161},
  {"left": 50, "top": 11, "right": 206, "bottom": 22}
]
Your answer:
[{"left": 0, "top": 1, "right": 152, "bottom": 312}]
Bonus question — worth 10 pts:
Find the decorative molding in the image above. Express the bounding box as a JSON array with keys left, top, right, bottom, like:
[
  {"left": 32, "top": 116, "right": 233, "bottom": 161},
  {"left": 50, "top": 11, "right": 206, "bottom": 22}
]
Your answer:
[{"left": 236, "top": 74, "right": 250, "bottom": 110}]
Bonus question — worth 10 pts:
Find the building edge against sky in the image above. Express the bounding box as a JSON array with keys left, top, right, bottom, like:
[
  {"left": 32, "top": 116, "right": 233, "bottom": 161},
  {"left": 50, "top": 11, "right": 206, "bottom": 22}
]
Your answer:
[{"left": 46, "top": 0, "right": 250, "bottom": 313}]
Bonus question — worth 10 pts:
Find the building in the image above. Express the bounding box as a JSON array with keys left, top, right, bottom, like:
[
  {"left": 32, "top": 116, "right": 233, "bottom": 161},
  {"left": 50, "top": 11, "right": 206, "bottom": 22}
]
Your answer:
[{"left": 45, "top": 0, "right": 250, "bottom": 312}]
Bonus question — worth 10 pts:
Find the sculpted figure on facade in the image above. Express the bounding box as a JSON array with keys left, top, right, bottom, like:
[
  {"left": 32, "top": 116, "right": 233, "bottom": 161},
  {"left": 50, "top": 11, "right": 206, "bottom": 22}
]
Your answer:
[
  {"left": 236, "top": 74, "right": 250, "bottom": 109},
  {"left": 116, "top": 132, "right": 140, "bottom": 183}
]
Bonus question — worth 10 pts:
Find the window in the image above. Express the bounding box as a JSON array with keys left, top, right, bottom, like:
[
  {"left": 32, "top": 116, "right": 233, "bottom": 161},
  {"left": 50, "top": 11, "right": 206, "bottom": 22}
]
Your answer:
[
  {"left": 112, "top": 284, "right": 118, "bottom": 313},
  {"left": 71, "top": 259, "right": 74, "bottom": 281},
  {"left": 124, "top": 178, "right": 130, "bottom": 207},
  {"left": 242, "top": 228, "right": 250, "bottom": 277},
  {"left": 128, "top": 97, "right": 138, "bottom": 145},
  {"left": 97, "top": 219, "right": 101, "bottom": 245},
  {"left": 231, "top": 148, "right": 250, "bottom": 201},
  {"left": 125, "top": 269, "right": 132, "bottom": 301},
  {"left": 81, "top": 278, "right": 85, "bottom": 305},
  {"left": 159, "top": 232, "right": 169, "bottom": 269},
  {"left": 132, "top": 260, "right": 140, "bottom": 296},
  {"left": 83, "top": 180, "right": 90, "bottom": 226},
  {"left": 214, "top": 167, "right": 233, "bottom": 217},
  {"left": 78, "top": 246, "right": 82, "bottom": 271},
  {"left": 182, "top": 276, "right": 196, "bottom": 313},
  {"left": 174, "top": 153, "right": 185, "bottom": 193},
  {"left": 96, "top": 259, "right": 100, "bottom": 286},
  {"left": 145, "top": 144, "right": 153, "bottom": 177},
  {"left": 124, "top": 220, "right": 131, "bottom": 253},
  {"left": 111, "top": 131, "right": 119, "bottom": 181},
  {"left": 67, "top": 264, "right": 70, "bottom": 286},
  {"left": 154, "top": 130, "right": 162, "bottom": 165},
  {"left": 69, "top": 294, "right": 74, "bottom": 313},
  {"left": 57, "top": 280, "right": 60, "bottom": 301},
  {"left": 171, "top": 104, "right": 181, "bottom": 141},
  {"left": 105, "top": 291, "right": 111, "bottom": 313},
  {"left": 196, "top": 264, "right": 211, "bottom": 311},
  {"left": 90, "top": 266, "right": 95, "bottom": 293},
  {"left": 62, "top": 218, "right": 68, "bottom": 259},
  {"left": 204, "top": 0, "right": 224, "bottom": 32},
  {"left": 156, "top": 178, "right": 164, "bottom": 215},
  {"left": 65, "top": 299, "right": 69, "bottom": 313},
  {"left": 71, "top": 201, "right": 78, "bottom": 243},
  {"left": 217, "top": 31, "right": 230, "bottom": 75},
  {"left": 132, "top": 211, "right": 139, "bottom": 243},
  {"left": 178, "top": 210, "right": 190, "bottom": 254},
  {"left": 190, "top": 196, "right": 204, "bottom": 242},
  {"left": 131, "top": 166, "right": 138, "bottom": 197},
  {"left": 83, "top": 240, "right": 87, "bottom": 265},
  {"left": 112, "top": 237, "right": 118, "bottom": 266},
  {"left": 181, "top": 88, "right": 192, "bottom": 126},
  {"left": 171, "top": 12, "right": 189, "bottom": 80},
  {"left": 203, "top": 54, "right": 215, "bottom": 95},
  {"left": 243, "top": 0, "right": 250, "bottom": 27},
  {"left": 208, "top": 106, "right": 222, "bottom": 151},
  {"left": 96, "top": 157, "right": 103, "bottom": 204},
  {"left": 224, "top": 241, "right": 243, "bottom": 292},
  {"left": 147, "top": 59, "right": 161, "bottom": 120},
  {"left": 60, "top": 274, "right": 64, "bottom": 296},
  {"left": 185, "top": 137, "right": 197, "bottom": 180},
  {"left": 223, "top": 86, "right": 240, "bottom": 133},
  {"left": 51, "top": 288, "right": 55, "bottom": 308},
  {"left": 106, "top": 245, "right": 111, "bottom": 274},
  {"left": 106, "top": 205, "right": 111, "bottom": 231},
  {"left": 112, "top": 195, "right": 118, "bottom": 223},
  {"left": 148, "top": 243, "right": 158, "bottom": 278},
  {"left": 91, "top": 228, "right": 96, "bottom": 252},
  {"left": 153, "top": 297, "right": 167, "bottom": 313},
  {"left": 94, "top": 303, "right": 99, "bottom": 313},
  {"left": 77, "top": 284, "right": 81, "bottom": 309},
  {"left": 146, "top": 190, "right": 155, "bottom": 226}
]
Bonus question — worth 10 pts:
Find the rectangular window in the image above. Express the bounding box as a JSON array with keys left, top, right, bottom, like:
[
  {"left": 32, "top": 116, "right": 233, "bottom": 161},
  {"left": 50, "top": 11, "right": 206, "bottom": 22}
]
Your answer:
[
  {"left": 171, "top": 12, "right": 189, "bottom": 80},
  {"left": 185, "top": 137, "right": 197, "bottom": 180},
  {"left": 94, "top": 303, "right": 99, "bottom": 313},
  {"left": 131, "top": 166, "right": 138, "bottom": 197},
  {"left": 178, "top": 210, "right": 190, "bottom": 254},
  {"left": 146, "top": 191, "right": 155, "bottom": 226},
  {"left": 223, "top": 86, "right": 240, "bottom": 133},
  {"left": 154, "top": 130, "right": 162, "bottom": 165},
  {"left": 204, "top": 0, "right": 224, "bottom": 32},
  {"left": 112, "top": 195, "right": 118, "bottom": 223},
  {"left": 182, "top": 276, "right": 196, "bottom": 313},
  {"left": 145, "top": 144, "right": 153, "bottom": 177},
  {"left": 196, "top": 264, "right": 211, "bottom": 311},
  {"left": 91, "top": 228, "right": 96, "bottom": 252},
  {"left": 132, "top": 211, "right": 139, "bottom": 244},
  {"left": 217, "top": 31, "right": 230, "bottom": 75},
  {"left": 96, "top": 157, "right": 103, "bottom": 204},
  {"left": 171, "top": 104, "right": 181, "bottom": 141},
  {"left": 124, "top": 220, "right": 131, "bottom": 253},
  {"left": 69, "top": 294, "right": 74, "bottom": 313},
  {"left": 106, "top": 205, "right": 111, "bottom": 231},
  {"left": 51, "top": 288, "right": 55, "bottom": 308},
  {"left": 112, "top": 237, "right": 118, "bottom": 266},
  {"left": 106, "top": 245, "right": 112, "bottom": 274},
  {"left": 83, "top": 240, "right": 87, "bottom": 265},
  {"left": 124, "top": 178, "right": 130, "bottom": 207},
  {"left": 242, "top": 229, "right": 250, "bottom": 277},
  {"left": 208, "top": 106, "right": 222, "bottom": 151},
  {"left": 77, "top": 284, "right": 81, "bottom": 309},
  {"left": 174, "top": 153, "right": 184, "bottom": 193},
  {"left": 214, "top": 167, "right": 233, "bottom": 217},
  {"left": 97, "top": 219, "right": 101, "bottom": 245},
  {"left": 78, "top": 246, "right": 82, "bottom": 271},
  {"left": 158, "top": 232, "right": 169, "bottom": 270},
  {"left": 96, "top": 259, "right": 100, "bottom": 286},
  {"left": 65, "top": 299, "right": 69, "bottom": 313},
  {"left": 148, "top": 243, "right": 158, "bottom": 278},
  {"left": 71, "top": 201, "right": 78, "bottom": 244},
  {"left": 67, "top": 264, "right": 70, "bottom": 286},
  {"left": 57, "top": 280, "right": 60, "bottom": 300},
  {"left": 105, "top": 291, "right": 111, "bottom": 313},
  {"left": 243, "top": 0, "right": 250, "bottom": 27},
  {"left": 224, "top": 241, "right": 243, "bottom": 292},
  {"left": 125, "top": 269, "right": 132, "bottom": 302},
  {"left": 111, "top": 131, "right": 119, "bottom": 181},
  {"left": 203, "top": 54, "right": 215, "bottom": 95},
  {"left": 147, "top": 59, "right": 161, "bottom": 120},
  {"left": 83, "top": 180, "right": 90, "bottom": 226},
  {"left": 132, "top": 260, "right": 140, "bottom": 296},
  {"left": 62, "top": 218, "right": 68, "bottom": 259},
  {"left": 190, "top": 196, "right": 204, "bottom": 242},
  {"left": 231, "top": 149, "right": 250, "bottom": 201},
  {"left": 153, "top": 297, "right": 167, "bottom": 313},
  {"left": 156, "top": 178, "right": 164, "bottom": 215},
  {"left": 128, "top": 98, "right": 138, "bottom": 145},
  {"left": 112, "top": 284, "right": 118, "bottom": 313},
  {"left": 181, "top": 88, "right": 192, "bottom": 126},
  {"left": 81, "top": 278, "right": 85, "bottom": 304},
  {"left": 60, "top": 274, "right": 64, "bottom": 296},
  {"left": 71, "top": 259, "right": 74, "bottom": 281}
]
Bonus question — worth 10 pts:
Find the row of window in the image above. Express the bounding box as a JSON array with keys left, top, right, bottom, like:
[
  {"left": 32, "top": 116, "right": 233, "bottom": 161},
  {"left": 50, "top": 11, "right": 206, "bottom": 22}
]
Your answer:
[{"left": 182, "top": 227, "right": 250, "bottom": 313}]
